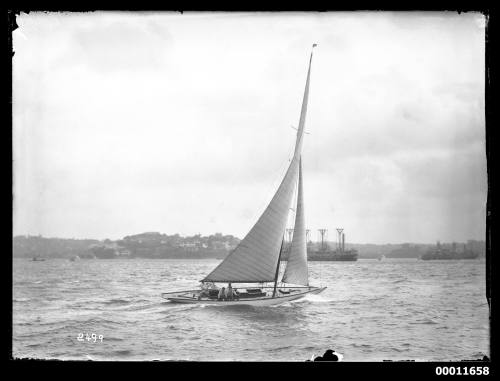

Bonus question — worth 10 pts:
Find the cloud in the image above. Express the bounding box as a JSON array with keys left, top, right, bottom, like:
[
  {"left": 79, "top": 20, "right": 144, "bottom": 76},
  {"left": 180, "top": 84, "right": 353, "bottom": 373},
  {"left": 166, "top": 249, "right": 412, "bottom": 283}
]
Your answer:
[
  {"left": 12, "top": 12, "right": 486, "bottom": 243},
  {"left": 68, "top": 19, "right": 172, "bottom": 73}
]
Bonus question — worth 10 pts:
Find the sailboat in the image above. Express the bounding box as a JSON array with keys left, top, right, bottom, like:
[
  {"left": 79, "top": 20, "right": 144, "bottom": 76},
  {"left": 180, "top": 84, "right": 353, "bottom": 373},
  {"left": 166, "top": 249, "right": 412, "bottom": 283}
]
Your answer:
[{"left": 162, "top": 45, "right": 326, "bottom": 306}]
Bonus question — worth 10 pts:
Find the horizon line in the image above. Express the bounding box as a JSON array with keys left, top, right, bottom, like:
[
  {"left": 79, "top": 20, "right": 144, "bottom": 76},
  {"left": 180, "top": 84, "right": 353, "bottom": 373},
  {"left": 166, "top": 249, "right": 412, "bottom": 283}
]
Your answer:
[{"left": 12, "top": 233, "right": 486, "bottom": 245}]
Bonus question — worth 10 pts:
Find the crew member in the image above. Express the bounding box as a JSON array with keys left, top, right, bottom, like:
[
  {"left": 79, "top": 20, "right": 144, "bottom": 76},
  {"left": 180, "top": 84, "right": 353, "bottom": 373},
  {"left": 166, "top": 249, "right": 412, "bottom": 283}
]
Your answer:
[
  {"left": 226, "top": 283, "right": 234, "bottom": 300},
  {"left": 218, "top": 287, "right": 226, "bottom": 301}
]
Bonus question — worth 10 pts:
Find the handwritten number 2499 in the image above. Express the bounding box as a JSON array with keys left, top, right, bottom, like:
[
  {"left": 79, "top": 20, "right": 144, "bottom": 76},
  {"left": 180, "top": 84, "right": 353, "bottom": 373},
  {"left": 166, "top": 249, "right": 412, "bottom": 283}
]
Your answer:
[{"left": 77, "top": 333, "right": 103, "bottom": 343}]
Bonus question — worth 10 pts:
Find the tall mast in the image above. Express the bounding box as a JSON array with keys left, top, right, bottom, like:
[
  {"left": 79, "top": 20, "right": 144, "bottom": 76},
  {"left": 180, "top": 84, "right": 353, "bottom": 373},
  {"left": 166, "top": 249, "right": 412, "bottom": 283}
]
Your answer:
[
  {"left": 203, "top": 44, "right": 316, "bottom": 284},
  {"left": 280, "top": 45, "right": 316, "bottom": 288},
  {"left": 293, "top": 44, "right": 316, "bottom": 158}
]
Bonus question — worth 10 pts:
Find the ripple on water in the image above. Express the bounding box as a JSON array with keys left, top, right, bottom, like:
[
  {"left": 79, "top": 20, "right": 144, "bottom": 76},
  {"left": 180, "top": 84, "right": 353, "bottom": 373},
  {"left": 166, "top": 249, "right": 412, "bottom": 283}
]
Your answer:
[
  {"left": 14, "top": 297, "right": 31, "bottom": 303},
  {"left": 410, "top": 318, "right": 439, "bottom": 325},
  {"left": 102, "top": 298, "right": 132, "bottom": 306}
]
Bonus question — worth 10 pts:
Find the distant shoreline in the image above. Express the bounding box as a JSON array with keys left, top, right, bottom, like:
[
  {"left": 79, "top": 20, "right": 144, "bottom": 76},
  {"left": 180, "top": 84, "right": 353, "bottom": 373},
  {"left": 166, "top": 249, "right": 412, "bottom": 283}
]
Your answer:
[{"left": 13, "top": 234, "right": 486, "bottom": 260}]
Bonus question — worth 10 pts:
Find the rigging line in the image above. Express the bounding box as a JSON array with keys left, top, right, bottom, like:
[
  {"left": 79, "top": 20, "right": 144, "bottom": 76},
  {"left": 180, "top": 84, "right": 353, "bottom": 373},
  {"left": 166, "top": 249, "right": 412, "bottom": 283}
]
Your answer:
[
  {"left": 282, "top": 162, "right": 302, "bottom": 283},
  {"left": 243, "top": 132, "right": 296, "bottom": 233},
  {"left": 287, "top": 167, "right": 299, "bottom": 231},
  {"left": 312, "top": 120, "right": 320, "bottom": 288},
  {"left": 273, "top": 237, "right": 285, "bottom": 297}
]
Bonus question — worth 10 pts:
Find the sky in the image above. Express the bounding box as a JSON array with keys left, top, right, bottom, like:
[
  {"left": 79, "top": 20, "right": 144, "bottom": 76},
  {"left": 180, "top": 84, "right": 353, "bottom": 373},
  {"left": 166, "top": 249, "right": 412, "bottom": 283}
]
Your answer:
[{"left": 12, "top": 11, "right": 487, "bottom": 244}]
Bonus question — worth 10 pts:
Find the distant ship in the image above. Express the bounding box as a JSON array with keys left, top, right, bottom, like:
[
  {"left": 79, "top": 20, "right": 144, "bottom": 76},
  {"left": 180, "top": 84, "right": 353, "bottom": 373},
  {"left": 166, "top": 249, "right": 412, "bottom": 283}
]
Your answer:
[
  {"left": 305, "top": 229, "right": 358, "bottom": 261},
  {"left": 420, "top": 242, "right": 479, "bottom": 260},
  {"left": 378, "top": 255, "right": 385, "bottom": 261},
  {"left": 308, "top": 248, "right": 358, "bottom": 261}
]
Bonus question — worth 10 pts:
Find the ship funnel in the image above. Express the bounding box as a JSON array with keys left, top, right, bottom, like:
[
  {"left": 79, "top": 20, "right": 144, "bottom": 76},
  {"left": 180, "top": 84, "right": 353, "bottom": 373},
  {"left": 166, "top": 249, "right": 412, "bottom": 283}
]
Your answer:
[
  {"left": 318, "top": 229, "right": 327, "bottom": 251},
  {"left": 336, "top": 228, "right": 344, "bottom": 251}
]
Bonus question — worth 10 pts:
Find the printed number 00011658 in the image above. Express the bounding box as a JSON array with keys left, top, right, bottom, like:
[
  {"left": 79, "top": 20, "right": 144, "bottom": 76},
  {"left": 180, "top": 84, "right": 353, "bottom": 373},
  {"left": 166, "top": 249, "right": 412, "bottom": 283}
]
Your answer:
[{"left": 436, "top": 367, "right": 489, "bottom": 376}]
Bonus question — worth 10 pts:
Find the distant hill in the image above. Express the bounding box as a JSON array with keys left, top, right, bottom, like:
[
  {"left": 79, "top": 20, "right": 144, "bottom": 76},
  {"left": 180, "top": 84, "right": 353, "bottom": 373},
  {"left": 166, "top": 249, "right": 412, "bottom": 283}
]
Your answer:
[
  {"left": 13, "top": 234, "right": 485, "bottom": 260},
  {"left": 13, "top": 235, "right": 100, "bottom": 258},
  {"left": 13, "top": 232, "right": 240, "bottom": 259}
]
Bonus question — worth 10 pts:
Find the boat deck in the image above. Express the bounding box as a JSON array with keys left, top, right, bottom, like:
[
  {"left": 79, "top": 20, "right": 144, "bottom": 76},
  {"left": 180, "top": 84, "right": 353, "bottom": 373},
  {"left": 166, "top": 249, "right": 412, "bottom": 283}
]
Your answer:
[{"left": 161, "top": 286, "right": 326, "bottom": 306}]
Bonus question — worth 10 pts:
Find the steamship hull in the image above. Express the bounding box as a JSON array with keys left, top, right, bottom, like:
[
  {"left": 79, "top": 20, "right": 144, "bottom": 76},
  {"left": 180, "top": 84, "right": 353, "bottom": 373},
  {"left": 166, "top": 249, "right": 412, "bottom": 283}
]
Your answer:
[{"left": 307, "top": 251, "right": 358, "bottom": 261}]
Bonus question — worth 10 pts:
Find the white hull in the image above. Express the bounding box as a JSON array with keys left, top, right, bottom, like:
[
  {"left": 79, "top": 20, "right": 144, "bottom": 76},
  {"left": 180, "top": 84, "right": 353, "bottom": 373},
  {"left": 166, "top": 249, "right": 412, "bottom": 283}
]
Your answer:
[{"left": 162, "top": 286, "right": 326, "bottom": 306}]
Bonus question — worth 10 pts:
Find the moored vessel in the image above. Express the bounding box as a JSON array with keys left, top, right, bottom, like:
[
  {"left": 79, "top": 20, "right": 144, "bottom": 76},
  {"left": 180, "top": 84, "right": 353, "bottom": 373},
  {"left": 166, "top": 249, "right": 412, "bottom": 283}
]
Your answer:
[
  {"left": 420, "top": 241, "right": 479, "bottom": 260},
  {"left": 306, "top": 229, "right": 358, "bottom": 261}
]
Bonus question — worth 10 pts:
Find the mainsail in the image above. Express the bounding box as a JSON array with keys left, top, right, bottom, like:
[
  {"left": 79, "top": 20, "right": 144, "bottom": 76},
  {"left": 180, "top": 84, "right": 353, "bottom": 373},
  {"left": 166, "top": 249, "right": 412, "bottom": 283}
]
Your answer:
[
  {"left": 281, "top": 158, "right": 309, "bottom": 286},
  {"left": 202, "top": 46, "right": 315, "bottom": 283}
]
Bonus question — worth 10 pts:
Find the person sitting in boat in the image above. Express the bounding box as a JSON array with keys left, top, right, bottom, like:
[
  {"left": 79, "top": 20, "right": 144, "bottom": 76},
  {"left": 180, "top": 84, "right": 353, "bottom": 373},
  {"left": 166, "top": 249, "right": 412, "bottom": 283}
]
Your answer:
[
  {"left": 226, "top": 283, "right": 234, "bottom": 300},
  {"left": 198, "top": 289, "right": 208, "bottom": 300},
  {"left": 198, "top": 282, "right": 210, "bottom": 300},
  {"left": 218, "top": 287, "right": 226, "bottom": 301}
]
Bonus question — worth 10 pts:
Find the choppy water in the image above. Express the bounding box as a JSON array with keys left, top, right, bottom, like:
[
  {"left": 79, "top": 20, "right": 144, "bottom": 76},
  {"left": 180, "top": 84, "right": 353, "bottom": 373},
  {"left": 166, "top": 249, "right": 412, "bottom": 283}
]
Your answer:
[{"left": 13, "top": 258, "right": 489, "bottom": 361}]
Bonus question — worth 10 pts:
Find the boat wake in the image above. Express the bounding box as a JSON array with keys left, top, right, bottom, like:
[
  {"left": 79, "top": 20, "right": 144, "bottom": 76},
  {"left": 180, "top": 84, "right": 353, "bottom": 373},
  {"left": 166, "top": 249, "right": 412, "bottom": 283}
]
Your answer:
[
  {"left": 161, "top": 302, "right": 206, "bottom": 311},
  {"left": 298, "top": 294, "right": 334, "bottom": 303}
]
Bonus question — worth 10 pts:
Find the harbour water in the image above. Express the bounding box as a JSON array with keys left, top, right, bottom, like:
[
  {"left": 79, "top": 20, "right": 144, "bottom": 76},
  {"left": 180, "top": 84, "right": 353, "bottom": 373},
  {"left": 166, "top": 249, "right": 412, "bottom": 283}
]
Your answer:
[{"left": 13, "top": 258, "right": 489, "bottom": 361}]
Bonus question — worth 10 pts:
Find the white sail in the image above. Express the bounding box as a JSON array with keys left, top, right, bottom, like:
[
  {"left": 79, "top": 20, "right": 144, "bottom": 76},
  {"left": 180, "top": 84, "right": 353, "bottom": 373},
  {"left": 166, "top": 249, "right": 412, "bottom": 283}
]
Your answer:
[
  {"left": 202, "top": 158, "right": 300, "bottom": 282},
  {"left": 282, "top": 158, "right": 309, "bottom": 286},
  {"left": 202, "top": 47, "right": 315, "bottom": 283}
]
